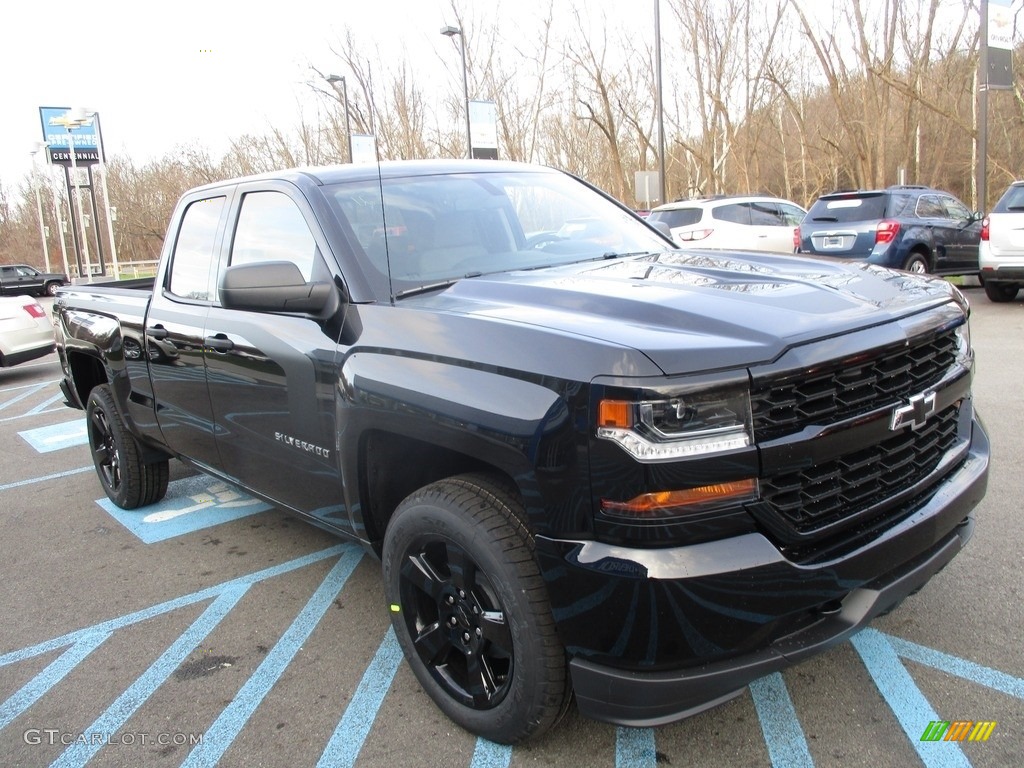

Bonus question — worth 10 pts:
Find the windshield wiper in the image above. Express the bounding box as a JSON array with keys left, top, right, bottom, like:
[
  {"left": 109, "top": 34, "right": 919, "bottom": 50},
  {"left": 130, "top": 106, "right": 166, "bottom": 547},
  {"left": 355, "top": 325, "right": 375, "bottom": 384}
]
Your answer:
[
  {"left": 600, "top": 250, "right": 653, "bottom": 259},
  {"left": 395, "top": 272, "right": 482, "bottom": 300}
]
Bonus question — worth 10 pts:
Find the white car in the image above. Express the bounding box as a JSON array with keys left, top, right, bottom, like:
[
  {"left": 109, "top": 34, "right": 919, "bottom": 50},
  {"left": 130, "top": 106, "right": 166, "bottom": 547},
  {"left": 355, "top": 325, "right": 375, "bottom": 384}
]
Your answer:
[
  {"left": 648, "top": 195, "right": 806, "bottom": 253},
  {"left": 0, "top": 295, "right": 55, "bottom": 367},
  {"left": 979, "top": 180, "right": 1024, "bottom": 302}
]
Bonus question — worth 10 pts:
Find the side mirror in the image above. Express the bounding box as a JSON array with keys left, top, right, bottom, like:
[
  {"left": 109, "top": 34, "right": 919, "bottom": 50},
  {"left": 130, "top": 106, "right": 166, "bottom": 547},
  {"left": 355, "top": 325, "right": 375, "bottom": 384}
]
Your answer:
[{"left": 220, "top": 261, "right": 339, "bottom": 316}]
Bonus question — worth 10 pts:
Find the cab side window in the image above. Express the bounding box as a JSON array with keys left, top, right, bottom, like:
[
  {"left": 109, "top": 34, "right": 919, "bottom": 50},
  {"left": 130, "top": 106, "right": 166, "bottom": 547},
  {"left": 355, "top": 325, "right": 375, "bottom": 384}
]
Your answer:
[
  {"left": 229, "top": 191, "right": 317, "bottom": 281},
  {"left": 167, "top": 197, "right": 226, "bottom": 301}
]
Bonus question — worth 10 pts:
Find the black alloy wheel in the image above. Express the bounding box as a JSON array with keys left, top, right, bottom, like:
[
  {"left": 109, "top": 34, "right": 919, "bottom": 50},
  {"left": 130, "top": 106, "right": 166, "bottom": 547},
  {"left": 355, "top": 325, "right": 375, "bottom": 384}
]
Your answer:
[
  {"left": 399, "top": 537, "right": 514, "bottom": 709},
  {"left": 86, "top": 384, "right": 169, "bottom": 509},
  {"left": 383, "top": 474, "right": 570, "bottom": 744}
]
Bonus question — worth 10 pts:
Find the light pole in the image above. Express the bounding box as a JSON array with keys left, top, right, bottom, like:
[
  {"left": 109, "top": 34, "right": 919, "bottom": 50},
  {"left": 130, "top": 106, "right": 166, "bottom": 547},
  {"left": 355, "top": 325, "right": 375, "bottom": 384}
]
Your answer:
[
  {"left": 72, "top": 108, "right": 120, "bottom": 279},
  {"left": 28, "top": 143, "right": 52, "bottom": 273},
  {"left": 55, "top": 113, "right": 92, "bottom": 280},
  {"left": 440, "top": 25, "right": 472, "bottom": 159},
  {"left": 39, "top": 142, "right": 71, "bottom": 279},
  {"left": 326, "top": 74, "right": 354, "bottom": 163}
]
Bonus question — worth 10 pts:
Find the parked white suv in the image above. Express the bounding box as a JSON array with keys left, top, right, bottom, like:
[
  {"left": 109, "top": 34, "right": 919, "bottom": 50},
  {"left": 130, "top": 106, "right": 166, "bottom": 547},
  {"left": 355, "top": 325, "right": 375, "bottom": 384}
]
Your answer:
[
  {"left": 648, "top": 195, "right": 806, "bottom": 253},
  {"left": 980, "top": 181, "right": 1024, "bottom": 302}
]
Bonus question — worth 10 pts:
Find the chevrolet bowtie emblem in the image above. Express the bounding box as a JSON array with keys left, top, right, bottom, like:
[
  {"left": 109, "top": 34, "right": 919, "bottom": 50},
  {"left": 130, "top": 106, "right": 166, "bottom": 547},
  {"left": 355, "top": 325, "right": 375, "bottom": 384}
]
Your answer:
[{"left": 890, "top": 391, "right": 937, "bottom": 431}]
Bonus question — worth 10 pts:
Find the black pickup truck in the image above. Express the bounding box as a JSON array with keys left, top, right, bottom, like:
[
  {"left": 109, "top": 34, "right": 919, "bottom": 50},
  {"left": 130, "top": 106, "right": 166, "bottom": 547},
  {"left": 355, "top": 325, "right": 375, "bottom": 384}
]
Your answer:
[
  {"left": 54, "top": 160, "right": 989, "bottom": 744},
  {"left": 0, "top": 263, "right": 68, "bottom": 296}
]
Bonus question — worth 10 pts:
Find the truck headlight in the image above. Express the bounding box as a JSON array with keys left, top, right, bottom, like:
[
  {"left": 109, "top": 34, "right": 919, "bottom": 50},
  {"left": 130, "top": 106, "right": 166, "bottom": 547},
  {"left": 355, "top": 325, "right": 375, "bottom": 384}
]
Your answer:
[
  {"left": 596, "top": 385, "right": 752, "bottom": 463},
  {"left": 954, "top": 318, "right": 971, "bottom": 363}
]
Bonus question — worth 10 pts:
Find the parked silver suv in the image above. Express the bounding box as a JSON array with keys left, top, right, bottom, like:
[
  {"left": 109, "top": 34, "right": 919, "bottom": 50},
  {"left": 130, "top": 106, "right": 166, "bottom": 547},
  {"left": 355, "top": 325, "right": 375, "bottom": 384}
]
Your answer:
[
  {"left": 979, "top": 181, "right": 1024, "bottom": 302},
  {"left": 648, "top": 195, "right": 805, "bottom": 253}
]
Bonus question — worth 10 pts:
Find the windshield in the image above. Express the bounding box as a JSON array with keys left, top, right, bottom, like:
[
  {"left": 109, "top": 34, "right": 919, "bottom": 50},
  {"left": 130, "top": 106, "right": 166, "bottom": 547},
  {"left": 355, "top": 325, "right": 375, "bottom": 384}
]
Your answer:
[{"left": 325, "top": 169, "right": 670, "bottom": 299}]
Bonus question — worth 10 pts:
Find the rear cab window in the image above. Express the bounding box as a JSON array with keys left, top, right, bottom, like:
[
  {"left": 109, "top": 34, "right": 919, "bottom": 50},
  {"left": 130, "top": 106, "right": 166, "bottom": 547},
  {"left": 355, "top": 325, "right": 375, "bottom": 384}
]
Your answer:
[{"left": 167, "top": 197, "right": 227, "bottom": 301}]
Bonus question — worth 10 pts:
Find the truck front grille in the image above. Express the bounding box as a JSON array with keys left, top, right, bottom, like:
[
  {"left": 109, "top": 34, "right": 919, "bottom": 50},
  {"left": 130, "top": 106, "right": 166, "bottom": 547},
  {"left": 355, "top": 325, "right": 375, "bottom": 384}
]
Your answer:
[
  {"left": 759, "top": 405, "right": 959, "bottom": 536},
  {"left": 751, "top": 329, "right": 958, "bottom": 442}
]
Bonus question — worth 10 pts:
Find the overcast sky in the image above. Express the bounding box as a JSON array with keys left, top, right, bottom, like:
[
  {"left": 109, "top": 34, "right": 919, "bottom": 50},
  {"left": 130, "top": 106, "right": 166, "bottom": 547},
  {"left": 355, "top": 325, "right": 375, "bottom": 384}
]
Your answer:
[
  {"left": 1, "top": 1, "right": 1010, "bottom": 194},
  {"left": 0, "top": 0, "right": 537, "bottom": 188}
]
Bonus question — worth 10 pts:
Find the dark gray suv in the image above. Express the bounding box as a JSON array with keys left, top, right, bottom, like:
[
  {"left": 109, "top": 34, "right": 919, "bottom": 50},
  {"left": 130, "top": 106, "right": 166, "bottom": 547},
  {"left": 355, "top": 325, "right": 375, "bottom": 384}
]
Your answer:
[{"left": 798, "top": 186, "right": 982, "bottom": 275}]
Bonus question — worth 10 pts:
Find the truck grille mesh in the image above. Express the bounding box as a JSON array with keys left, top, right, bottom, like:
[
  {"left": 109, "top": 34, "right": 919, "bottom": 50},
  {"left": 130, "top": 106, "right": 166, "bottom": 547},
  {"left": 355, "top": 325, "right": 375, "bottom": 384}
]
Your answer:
[
  {"left": 759, "top": 405, "right": 959, "bottom": 536},
  {"left": 750, "top": 329, "right": 958, "bottom": 442}
]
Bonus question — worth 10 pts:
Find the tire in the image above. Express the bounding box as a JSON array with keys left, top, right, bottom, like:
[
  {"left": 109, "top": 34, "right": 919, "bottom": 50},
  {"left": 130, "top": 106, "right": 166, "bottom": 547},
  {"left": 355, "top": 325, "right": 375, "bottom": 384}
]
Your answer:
[
  {"left": 983, "top": 281, "right": 1019, "bottom": 303},
  {"left": 903, "top": 253, "right": 929, "bottom": 274},
  {"left": 383, "top": 474, "right": 570, "bottom": 744},
  {"left": 86, "top": 384, "right": 169, "bottom": 509},
  {"left": 45, "top": 281, "right": 61, "bottom": 297}
]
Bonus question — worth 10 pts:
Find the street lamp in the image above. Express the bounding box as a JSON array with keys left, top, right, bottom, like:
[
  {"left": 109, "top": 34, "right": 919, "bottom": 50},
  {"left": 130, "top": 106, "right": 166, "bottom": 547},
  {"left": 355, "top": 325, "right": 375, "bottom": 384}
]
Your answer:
[
  {"left": 28, "top": 143, "right": 52, "bottom": 273},
  {"left": 70, "top": 108, "right": 120, "bottom": 280},
  {"left": 440, "top": 25, "right": 472, "bottom": 159},
  {"left": 326, "top": 74, "right": 354, "bottom": 163}
]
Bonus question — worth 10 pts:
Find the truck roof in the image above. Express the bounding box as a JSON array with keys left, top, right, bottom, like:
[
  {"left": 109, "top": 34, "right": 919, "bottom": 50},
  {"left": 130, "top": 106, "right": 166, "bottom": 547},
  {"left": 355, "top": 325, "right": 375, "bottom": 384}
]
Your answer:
[{"left": 188, "top": 159, "right": 560, "bottom": 193}]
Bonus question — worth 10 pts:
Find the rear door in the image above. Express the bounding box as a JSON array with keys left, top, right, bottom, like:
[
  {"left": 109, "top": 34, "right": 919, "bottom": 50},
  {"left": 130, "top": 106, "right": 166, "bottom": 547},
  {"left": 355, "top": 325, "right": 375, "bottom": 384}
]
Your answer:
[
  {"left": 147, "top": 192, "right": 231, "bottom": 469},
  {"left": 203, "top": 182, "right": 346, "bottom": 518}
]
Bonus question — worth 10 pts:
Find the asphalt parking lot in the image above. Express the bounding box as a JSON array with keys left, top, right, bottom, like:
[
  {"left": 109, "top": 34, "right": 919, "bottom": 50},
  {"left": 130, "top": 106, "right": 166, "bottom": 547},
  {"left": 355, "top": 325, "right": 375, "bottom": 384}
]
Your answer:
[{"left": 1, "top": 289, "right": 1021, "bottom": 768}]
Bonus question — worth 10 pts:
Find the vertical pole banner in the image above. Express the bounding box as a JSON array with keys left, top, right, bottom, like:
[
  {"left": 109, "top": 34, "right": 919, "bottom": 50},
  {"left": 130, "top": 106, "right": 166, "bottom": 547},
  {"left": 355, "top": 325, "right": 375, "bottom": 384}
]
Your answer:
[
  {"left": 469, "top": 100, "right": 498, "bottom": 160},
  {"left": 986, "top": 0, "right": 1014, "bottom": 90}
]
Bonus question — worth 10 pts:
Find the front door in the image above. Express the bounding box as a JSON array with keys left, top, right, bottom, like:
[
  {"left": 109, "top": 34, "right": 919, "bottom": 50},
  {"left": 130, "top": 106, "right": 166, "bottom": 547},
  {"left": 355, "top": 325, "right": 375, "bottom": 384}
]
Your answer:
[{"left": 203, "top": 185, "right": 345, "bottom": 519}]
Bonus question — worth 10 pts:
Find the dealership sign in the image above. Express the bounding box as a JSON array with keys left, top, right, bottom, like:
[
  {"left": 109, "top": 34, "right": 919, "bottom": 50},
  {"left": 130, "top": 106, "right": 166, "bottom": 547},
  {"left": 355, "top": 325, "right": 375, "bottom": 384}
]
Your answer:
[{"left": 39, "top": 106, "right": 100, "bottom": 166}]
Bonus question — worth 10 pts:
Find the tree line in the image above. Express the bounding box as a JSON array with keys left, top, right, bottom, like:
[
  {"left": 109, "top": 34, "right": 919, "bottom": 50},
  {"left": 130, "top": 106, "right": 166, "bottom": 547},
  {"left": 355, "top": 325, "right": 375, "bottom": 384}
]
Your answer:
[{"left": 3, "top": 0, "right": 1022, "bottom": 272}]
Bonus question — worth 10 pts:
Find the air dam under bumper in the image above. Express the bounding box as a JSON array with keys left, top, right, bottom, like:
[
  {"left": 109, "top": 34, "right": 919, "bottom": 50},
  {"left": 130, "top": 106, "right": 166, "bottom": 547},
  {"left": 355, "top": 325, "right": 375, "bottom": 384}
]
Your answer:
[{"left": 555, "top": 417, "right": 988, "bottom": 728}]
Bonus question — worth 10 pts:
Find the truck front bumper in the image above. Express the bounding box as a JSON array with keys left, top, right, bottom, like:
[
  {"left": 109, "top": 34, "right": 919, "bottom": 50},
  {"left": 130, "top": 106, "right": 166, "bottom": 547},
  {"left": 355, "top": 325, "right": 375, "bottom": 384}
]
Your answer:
[{"left": 537, "top": 416, "right": 989, "bottom": 727}]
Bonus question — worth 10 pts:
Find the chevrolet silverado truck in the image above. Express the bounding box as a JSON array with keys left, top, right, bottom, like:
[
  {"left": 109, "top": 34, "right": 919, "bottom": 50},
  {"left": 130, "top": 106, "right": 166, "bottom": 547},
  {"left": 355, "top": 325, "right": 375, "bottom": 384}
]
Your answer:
[{"left": 54, "top": 160, "right": 989, "bottom": 744}]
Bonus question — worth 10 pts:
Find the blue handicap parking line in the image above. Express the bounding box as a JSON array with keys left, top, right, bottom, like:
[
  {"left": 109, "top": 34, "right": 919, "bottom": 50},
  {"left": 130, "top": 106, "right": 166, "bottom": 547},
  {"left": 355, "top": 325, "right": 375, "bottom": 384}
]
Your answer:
[
  {"left": 180, "top": 551, "right": 364, "bottom": 768},
  {"left": 749, "top": 673, "right": 814, "bottom": 768},
  {"left": 0, "top": 545, "right": 359, "bottom": 765},
  {"left": 852, "top": 629, "right": 971, "bottom": 768},
  {"left": 97, "top": 474, "right": 272, "bottom": 544},
  {"left": 317, "top": 627, "right": 405, "bottom": 768},
  {"left": 53, "top": 585, "right": 250, "bottom": 768},
  {"left": 616, "top": 727, "right": 656, "bottom": 767},
  {"left": 17, "top": 419, "right": 88, "bottom": 452}
]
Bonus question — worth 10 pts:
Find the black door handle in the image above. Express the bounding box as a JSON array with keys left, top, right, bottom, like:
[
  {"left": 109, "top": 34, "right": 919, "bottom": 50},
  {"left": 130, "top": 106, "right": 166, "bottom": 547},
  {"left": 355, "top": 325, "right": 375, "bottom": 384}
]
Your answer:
[{"left": 204, "top": 334, "right": 234, "bottom": 352}]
